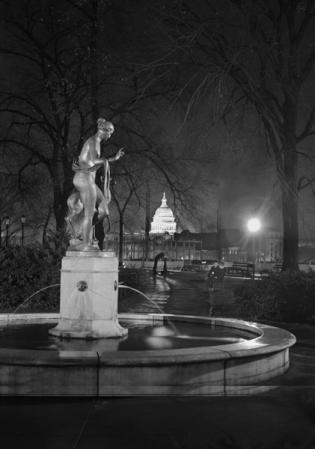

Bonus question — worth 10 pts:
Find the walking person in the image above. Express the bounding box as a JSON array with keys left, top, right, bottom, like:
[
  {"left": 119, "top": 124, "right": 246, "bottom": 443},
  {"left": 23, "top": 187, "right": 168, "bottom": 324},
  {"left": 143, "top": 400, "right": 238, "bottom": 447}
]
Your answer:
[
  {"left": 206, "top": 261, "right": 218, "bottom": 315},
  {"left": 206, "top": 261, "right": 226, "bottom": 316}
]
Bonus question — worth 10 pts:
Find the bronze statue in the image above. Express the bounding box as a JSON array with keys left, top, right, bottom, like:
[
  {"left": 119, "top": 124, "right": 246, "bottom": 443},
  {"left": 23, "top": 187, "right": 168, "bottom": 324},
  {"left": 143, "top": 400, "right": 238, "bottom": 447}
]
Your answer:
[{"left": 66, "top": 118, "right": 124, "bottom": 251}]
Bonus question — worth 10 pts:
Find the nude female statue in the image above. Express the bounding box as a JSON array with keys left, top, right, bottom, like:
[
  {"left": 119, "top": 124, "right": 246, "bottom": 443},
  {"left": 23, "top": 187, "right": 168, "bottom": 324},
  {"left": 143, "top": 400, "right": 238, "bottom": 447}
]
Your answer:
[{"left": 66, "top": 118, "right": 124, "bottom": 251}]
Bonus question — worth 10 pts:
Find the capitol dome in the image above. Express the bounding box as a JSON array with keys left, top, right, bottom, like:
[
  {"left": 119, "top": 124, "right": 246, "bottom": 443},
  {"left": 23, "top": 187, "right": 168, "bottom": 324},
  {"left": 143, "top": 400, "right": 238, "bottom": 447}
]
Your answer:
[{"left": 150, "top": 193, "right": 177, "bottom": 235}]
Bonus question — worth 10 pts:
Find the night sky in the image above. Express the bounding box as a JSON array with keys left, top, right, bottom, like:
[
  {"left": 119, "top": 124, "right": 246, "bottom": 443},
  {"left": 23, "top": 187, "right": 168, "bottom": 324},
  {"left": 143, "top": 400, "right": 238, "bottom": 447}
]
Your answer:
[{"left": 1, "top": 0, "right": 315, "bottom": 243}]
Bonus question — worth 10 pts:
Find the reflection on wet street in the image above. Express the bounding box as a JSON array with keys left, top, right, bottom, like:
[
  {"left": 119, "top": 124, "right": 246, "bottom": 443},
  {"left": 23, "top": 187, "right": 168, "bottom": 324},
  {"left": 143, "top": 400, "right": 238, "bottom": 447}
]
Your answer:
[{"left": 119, "top": 272, "right": 210, "bottom": 317}]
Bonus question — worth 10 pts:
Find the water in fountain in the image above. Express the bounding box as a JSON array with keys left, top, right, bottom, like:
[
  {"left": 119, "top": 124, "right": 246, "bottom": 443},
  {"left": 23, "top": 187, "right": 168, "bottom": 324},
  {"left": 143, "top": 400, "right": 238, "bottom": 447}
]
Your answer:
[{"left": 0, "top": 320, "right": 253, "bottom": 352}]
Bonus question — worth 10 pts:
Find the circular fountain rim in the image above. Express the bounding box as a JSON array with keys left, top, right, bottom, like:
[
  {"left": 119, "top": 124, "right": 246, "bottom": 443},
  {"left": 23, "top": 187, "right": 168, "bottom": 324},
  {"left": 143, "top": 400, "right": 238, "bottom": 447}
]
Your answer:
[{"left": 0, "top": 312, "right": 296, "bottom": 366}]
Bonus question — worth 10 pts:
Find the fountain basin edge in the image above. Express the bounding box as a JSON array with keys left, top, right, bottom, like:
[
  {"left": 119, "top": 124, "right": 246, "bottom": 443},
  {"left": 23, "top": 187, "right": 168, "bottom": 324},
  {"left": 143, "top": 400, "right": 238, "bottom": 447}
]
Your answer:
[{"left": 0, "top": 313, "right": 296, "bottom": 396}]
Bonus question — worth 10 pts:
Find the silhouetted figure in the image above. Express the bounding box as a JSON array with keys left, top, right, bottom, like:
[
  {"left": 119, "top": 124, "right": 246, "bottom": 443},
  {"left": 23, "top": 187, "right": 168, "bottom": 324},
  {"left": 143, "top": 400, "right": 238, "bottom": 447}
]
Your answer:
[
  {"left": 162, "top": 257, "right": 168, "bottom": 276},
  {"left": 152, "top": 252, "right": 164, "bottom": 276},
  {"left": 207, "top": 261, "right": 225, "bottom": 292}
]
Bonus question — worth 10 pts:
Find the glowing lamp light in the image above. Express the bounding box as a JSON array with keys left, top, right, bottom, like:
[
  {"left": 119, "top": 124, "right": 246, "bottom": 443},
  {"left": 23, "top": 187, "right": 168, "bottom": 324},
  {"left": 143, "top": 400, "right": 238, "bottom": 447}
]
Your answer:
[{"left": 247, "top": 217, "right": 261, "bottom": 233}]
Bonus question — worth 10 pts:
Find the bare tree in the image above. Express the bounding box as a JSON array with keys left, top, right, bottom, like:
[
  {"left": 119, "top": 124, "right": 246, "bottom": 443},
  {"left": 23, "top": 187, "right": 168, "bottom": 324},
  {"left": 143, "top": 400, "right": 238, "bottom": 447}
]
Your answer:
[
  {"left": 0, "top": 0, "right": 96, "bottom": 229},
  {"left": 0, "top": 0, "right": 205, "bottom": 242},
  {"left": 150, "top": 0, "right": 315, "bottom": 270},
  {"left": 110, "top": 165, "right": 143, "bottom": 265}
]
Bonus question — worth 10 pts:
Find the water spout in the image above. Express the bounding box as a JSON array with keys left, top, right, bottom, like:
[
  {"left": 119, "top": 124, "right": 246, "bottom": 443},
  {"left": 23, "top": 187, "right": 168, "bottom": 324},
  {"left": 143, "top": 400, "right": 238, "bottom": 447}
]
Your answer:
[
  {"left": 118, "top": 284, "right": 178, "bottom": 335},
  {"left": 13, "top": 284, "right": 60, "bottom": 315}
]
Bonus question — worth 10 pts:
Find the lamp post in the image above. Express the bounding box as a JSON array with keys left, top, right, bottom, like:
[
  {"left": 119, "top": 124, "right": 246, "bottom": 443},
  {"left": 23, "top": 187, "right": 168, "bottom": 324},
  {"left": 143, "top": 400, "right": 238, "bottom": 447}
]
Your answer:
[
  {"left": 21, "top": 215, "right": 26, "bottom": 246},
  {"left": 5, "top": 216, "right": 10, "bottom": 247},
  {"left": 247, "top": 217, "right": 261, "bottom": 265}
]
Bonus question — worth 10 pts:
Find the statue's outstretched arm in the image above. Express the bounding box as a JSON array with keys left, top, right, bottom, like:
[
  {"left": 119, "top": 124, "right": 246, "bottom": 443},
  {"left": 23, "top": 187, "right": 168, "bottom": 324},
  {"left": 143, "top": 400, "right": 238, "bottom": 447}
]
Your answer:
[{"left": 107, "top": 147, "right": 125, "bottom": 163}]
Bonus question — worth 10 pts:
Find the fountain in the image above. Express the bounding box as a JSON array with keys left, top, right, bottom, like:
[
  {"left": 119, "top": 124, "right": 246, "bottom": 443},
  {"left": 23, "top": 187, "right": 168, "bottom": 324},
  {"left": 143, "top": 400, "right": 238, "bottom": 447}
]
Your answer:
[
  {"left": 0, "top": 307, "right": 296, "bottom": 395},
  {"left": 0, "top": 119, "right": 296, "bottom": 395}
]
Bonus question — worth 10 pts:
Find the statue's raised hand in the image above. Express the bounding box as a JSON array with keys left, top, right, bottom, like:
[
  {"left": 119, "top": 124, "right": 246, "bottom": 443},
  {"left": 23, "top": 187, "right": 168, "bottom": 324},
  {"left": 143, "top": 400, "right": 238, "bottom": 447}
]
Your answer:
[{"left": 115, "top": 147, "right": 125, "bottom": 160}]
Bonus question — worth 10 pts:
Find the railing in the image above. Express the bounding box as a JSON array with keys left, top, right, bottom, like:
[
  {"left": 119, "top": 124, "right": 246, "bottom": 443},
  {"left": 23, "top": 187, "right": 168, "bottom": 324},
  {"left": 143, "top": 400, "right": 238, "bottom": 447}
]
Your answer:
[{"left": 226, "top": 262, "right": 255, "bottom": 278}]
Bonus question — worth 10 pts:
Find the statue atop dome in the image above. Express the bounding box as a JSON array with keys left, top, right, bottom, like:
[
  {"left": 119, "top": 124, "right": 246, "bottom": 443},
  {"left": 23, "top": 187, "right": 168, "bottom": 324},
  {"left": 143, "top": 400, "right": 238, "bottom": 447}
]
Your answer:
[
  {"left": 150, "top": 192, "right": 177, "bottom": 235},
  {"left": 161, "top": 192, "right": 167, "bottom": 206}
]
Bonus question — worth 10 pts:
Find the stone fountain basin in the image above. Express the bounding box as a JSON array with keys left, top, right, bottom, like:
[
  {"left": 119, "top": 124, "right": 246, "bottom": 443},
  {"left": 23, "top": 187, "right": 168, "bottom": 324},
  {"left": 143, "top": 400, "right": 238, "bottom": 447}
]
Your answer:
[{"left": 0, "top": 313, "right": 296, "bottom": 396}]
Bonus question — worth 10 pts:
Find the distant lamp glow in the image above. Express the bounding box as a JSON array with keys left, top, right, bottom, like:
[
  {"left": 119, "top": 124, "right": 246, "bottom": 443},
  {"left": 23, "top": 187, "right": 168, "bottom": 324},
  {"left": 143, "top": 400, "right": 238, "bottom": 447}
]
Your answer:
[
  {"left": 247, "top": 217, "right": 261, "bottom": 233},
  {"left": 247, "top": 217, "right": 262, "bottom": 267}
]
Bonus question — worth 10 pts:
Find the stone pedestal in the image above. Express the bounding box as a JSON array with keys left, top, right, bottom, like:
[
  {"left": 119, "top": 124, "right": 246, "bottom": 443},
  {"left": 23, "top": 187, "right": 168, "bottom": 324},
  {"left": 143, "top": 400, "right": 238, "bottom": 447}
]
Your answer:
[{"left": 49, "top": 251, "right": 128, "bottom": 339}]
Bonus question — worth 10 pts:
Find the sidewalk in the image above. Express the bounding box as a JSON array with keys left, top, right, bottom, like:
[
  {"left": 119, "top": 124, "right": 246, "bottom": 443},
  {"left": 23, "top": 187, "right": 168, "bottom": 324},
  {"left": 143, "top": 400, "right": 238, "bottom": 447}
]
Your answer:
[{"left": 1, "top": 386, "right": 315, "bottom": 449}]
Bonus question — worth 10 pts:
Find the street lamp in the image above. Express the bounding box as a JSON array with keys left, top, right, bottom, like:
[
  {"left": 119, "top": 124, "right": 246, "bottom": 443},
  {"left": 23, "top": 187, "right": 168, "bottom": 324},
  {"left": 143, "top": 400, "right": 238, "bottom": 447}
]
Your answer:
[
  {"left": 247, "top": 217, "right": 262, "bottom": 264},
  {"left": 4, "top": 216, "right": 10, "bottom": 247},
  {"left": 21, "top": 215, "right": 26, "bottom": 246}
]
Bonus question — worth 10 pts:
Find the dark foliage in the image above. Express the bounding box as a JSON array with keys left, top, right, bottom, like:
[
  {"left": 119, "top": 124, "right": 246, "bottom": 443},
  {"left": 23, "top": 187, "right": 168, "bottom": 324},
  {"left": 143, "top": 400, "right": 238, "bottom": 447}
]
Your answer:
[
  {"left": 234, "top": 271, "right": 315, "bottom": 323},
  {"left": 0, "top": 239, "right": 65, "bottom": 312}
]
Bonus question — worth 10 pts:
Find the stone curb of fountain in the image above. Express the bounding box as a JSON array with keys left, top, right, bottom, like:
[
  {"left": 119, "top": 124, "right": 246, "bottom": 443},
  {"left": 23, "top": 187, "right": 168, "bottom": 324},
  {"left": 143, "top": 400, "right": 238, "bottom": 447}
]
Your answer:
[{"left": 0, "top": 312, "right": 296, "bottom": 397}]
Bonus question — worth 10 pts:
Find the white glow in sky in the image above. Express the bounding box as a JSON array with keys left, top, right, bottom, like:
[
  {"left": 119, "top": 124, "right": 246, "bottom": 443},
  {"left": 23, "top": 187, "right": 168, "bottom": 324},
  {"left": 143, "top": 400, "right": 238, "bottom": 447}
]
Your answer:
[{"left": 247, "top": 217, "right": 262, "bottom": 233}]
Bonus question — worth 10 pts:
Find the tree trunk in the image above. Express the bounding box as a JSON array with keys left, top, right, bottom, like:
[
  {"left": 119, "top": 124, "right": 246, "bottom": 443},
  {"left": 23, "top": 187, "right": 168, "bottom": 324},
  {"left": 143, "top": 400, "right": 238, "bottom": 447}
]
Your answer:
[
  {"left": 279, "top": 114, "right": 299, "bottom": 271},
  {"left": 53, "top": 167, "right": 74, "bottom": 231},
  {"left": 279, "top": 152, "right": 299, "bottom": 271},
  {"left": 53, "top": 189, "right": 67, "bottom": 231},
  {"left": 89, "top": 0, "right": 104, "bottom": 248},
  {"left": 216, "top": 199, "right": 222, "bottom": 261},
  {"left": 145, "top": 181, "right": 151, "bottom": 260},
  {"left": 53, "top": 174, "right": 72, "bottom": 231},
  {"left": 90, "top": 0, "right": 99, "bottom": 124},
  {"left": 118, "top": 217, "right": 124, "bottom": 266}
]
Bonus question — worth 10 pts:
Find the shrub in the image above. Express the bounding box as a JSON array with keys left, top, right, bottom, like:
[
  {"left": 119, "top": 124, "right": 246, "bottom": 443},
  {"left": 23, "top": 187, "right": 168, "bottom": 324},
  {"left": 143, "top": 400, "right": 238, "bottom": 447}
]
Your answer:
[
  {"left": 0, "top": 243, "right": 62, "bottom": 313},
  {"left": 234, "top": 271, "right": 315, "bottom": 323}
]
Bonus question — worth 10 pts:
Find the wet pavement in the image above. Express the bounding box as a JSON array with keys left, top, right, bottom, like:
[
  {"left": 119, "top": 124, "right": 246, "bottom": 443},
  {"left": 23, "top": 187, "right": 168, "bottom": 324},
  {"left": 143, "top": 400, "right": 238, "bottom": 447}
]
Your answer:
[
  {"left": 2, "top": 271, "right": 315, "bottom": 448},
  {"left": 1, "top": 392, "right": 315, "bottom": 449},
  {"left": 119, "top": 271, "right": 212, "bottom": 316},
  {"left": 119, "top": 271, "right": 245, "bottom": 317}
]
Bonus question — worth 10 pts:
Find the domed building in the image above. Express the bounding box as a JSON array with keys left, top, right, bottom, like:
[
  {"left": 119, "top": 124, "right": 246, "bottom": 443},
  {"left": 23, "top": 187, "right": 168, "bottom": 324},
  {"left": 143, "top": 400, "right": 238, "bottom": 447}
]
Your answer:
[{"left": 150, "top": 193, "right": 177, "bottom": 235}]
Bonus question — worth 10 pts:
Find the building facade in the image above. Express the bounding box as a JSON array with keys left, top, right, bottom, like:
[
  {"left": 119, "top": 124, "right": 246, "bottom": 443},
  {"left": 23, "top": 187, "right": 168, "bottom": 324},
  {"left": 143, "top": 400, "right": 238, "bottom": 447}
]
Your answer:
[
  {"left": 105, "top": 192, "right": 287, "bottom": 264},
  {"left": 150, "top": 193, "right": 177, "bottom": 235}
]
